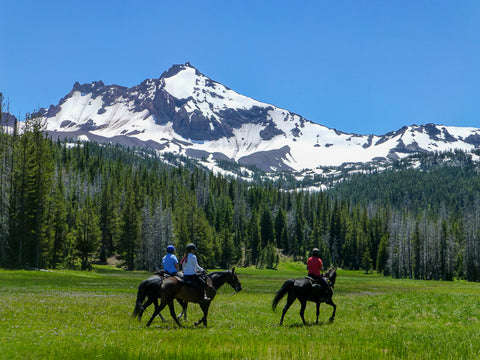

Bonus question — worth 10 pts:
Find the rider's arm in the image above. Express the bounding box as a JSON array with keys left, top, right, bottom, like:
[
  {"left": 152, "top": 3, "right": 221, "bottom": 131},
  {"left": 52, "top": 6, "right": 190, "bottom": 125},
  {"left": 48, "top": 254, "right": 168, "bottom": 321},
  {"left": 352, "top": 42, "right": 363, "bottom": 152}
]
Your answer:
[{"left": 192, "top": 255, "right": 205, "bottom": 273}]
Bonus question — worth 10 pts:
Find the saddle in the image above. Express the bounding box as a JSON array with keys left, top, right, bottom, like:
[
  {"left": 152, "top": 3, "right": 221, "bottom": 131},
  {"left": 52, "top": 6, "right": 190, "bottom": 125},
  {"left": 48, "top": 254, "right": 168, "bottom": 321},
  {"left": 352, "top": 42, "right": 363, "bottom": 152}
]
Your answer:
[
  {"left": 153, "top": 270, "right": 182, "bottom": 281},
  {"left": 305, "top": 275, "right": 324, "bottom": 284},
  {"left": 179, "top": 273, "right": 213, "bottom": 298},
  {"left": 306, "top": 275, "right": 332, "bottom": 289}
]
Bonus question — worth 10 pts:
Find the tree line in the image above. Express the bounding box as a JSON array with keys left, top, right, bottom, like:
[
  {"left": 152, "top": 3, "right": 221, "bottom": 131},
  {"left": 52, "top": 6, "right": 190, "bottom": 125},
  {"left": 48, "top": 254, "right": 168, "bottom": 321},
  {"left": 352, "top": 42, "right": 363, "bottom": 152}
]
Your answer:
[{"left": 2, "top": 104, "right": 480, "bottom": 280}]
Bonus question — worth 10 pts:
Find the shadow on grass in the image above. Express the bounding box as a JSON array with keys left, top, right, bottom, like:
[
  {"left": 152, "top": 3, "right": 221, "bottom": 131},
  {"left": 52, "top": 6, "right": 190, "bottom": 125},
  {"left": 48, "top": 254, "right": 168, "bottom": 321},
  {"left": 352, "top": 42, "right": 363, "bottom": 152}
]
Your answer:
[
  {"left": 147, "top": 322, "right": 211, "bottom": 331},
  {"left": 284, "top": 320, "right": 334, "bottom": 328}
]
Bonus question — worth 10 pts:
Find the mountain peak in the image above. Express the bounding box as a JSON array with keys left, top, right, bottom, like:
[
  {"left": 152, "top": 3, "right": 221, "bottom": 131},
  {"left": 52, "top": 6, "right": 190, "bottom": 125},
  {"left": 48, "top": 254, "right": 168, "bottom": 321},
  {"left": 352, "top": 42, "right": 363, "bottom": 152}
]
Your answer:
[
  {"left": 161, "top": 62, "right": 198, "bottom": 80},
  {"left": 37, "top": 63, "right": 480, "bottom": 173},
  {"left": 72, "top": 80, "right": 106, "bottom": 94}
]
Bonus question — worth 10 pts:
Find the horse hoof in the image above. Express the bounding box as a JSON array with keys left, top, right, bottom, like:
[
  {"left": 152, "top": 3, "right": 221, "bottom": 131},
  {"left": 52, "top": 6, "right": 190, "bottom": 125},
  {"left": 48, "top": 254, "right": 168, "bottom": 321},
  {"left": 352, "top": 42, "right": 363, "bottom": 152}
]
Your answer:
[{"left": 329, "top": 318, "right": 334, "bottom": 323}]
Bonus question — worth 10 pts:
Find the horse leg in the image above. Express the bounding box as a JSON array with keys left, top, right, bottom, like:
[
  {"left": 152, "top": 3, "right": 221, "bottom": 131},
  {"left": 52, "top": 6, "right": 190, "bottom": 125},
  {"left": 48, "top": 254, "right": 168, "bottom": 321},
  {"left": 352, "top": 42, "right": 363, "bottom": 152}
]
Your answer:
[
  {"left": 195, "top": 302, "right": 210, "bottom": 327},
  {"left": 134, "top": 295, "right": 156, "bottom": 322},
  {"left": 168, "top": 301, "right": 182, "bottom": 327},
  {"left": 176, "top": 299, "right": 187, "bottom": 320},
  {"left": 153, "top": 298, "right": 166, "bottom": 322},
  {"left": 183, "top": 302, "right": 188, "bottom": 321},
  {"left": 326, "top": 298, "right": 336, "bottom": 322},
  {"left": 299, "top": 300, "right": 308, "bottom": 324},
  {"left": 315, "top": 302, "right": 320, "bottom": 324},
  {"left": 146, "top": 301, "right": 168, "bottom": 327},
  {"left": 279, "top": 294, "right": 296, "bottom": 326}
]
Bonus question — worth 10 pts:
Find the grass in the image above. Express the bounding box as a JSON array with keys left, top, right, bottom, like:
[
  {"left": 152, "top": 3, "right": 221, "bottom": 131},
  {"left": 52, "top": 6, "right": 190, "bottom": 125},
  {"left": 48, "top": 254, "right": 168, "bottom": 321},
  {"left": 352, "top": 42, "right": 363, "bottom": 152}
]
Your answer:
[{"left": 1, "top": 263, "right": 480, "bottom": 359}]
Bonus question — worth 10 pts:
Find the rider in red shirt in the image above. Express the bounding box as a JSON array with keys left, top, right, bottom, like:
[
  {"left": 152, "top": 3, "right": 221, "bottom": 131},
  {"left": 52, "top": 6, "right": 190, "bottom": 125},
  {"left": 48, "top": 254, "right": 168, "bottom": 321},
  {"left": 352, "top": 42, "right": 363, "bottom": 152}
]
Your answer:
[{"left": 307, "top": 248, "right": 329, "bottom": 288}]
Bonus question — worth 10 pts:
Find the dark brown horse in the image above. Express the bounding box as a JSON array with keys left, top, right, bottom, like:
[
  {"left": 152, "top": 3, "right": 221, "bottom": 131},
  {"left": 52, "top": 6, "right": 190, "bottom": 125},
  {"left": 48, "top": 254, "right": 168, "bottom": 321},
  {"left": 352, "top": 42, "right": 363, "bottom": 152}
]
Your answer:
[
  {"left": 132, "top": 270, "right": 196, "bottom": 323},
  {"left": 272, "top": 266, "right": 337, "bottom": 325},
  {"left": 138, "top": 268, "right": 241, "bottom": 327}
]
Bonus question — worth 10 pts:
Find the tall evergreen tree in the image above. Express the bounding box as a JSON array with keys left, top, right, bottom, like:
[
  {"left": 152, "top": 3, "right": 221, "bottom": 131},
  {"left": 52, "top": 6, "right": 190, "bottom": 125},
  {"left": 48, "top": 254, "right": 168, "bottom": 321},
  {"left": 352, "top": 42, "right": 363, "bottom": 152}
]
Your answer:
[
  {"left": 0, "top": 94, "right": 11, "bottom": 266},
  {"left": 98, "top": 178, "right": 120, "bottom": 262},
  {"left": 118, "top": 186, "right": 141, "bottom": 271},
  {"left": 274, "top": 207, "right": 287, "bottom": 250},
  {"left": 8, "top": 115, "right": 54, "bottom": 268},
  {"left": 47, "top": 172, "right": 68, "bottom": 268},
  {"left": 260, "top": 207, "right": 275, "bottom": 248},
  {"left": 74, "top": 193, "right": 101, "bottom": 270}
]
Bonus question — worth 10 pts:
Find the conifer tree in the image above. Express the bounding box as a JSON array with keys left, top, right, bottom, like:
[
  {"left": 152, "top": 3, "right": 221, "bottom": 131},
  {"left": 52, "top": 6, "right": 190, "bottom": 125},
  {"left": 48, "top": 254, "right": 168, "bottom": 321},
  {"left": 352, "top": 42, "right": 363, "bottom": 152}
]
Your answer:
[
  {"left": 260, "top": 207, "right": 275, "bottom": 248},
  {"left": 7, "top": 115, "right": 54, "bottom": 268},
  {"left": 376, "top": 234, "right": 389, "bottom": 275},
  {"left": 99, "top": 178, "right": 120, "bottom": 262},
  {"left": 274, "top": 207, "right": 288, "bottom": 250},
  {"left": 47, "top": 172, "right": 68, "bottom": 268},
  {"left": 74, "top": 193, "right": 101, "bottom": 270},
  {"left": 118, "top": 186, "right": 140, "bottom": 270},
  {"left": 247, "top": 210, "right": 260, "bottom": 265},
  {"left": 0, "top": 94, "right": 11, "bottom": 266}
]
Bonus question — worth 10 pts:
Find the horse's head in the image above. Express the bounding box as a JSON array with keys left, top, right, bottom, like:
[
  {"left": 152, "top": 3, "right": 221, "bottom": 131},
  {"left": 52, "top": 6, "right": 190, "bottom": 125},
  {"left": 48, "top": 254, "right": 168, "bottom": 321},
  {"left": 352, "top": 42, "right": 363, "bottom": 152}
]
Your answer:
[
  {"left": 227, "top": 267, "right": 242, "bottom": 292},
  {"left": 325, "top": 266, "right": 337, "bottom": 289}
]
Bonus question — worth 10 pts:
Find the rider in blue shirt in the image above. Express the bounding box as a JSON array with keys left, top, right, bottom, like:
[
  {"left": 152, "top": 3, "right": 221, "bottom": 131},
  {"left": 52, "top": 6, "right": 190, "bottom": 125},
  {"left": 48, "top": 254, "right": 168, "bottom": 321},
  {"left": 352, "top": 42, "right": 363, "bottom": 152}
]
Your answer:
[{"left": 162, "top": 245, "right": 179, "bottom": 276}]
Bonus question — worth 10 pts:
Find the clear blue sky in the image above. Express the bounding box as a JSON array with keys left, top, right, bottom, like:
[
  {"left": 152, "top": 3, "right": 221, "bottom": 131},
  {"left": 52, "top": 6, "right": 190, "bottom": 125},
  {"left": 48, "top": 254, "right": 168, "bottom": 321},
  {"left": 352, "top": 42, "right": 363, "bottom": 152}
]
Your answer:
[{"left": 1, "top": 1, "right": 479, "bottom": 135}]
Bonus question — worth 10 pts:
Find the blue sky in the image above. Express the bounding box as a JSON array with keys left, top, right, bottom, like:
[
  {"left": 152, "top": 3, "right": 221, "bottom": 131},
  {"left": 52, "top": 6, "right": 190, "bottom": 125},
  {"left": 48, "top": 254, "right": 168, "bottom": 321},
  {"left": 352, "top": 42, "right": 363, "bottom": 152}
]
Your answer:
[{"left": 1, "top": 1, "right": 479, "bottom": 135}]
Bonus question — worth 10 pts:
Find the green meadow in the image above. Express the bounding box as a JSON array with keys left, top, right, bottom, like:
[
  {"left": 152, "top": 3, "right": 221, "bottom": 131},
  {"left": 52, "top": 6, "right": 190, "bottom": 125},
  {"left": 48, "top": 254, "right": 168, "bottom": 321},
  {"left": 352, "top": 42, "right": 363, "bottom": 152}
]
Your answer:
[{"left": 1, "top": 263, "right": 480, "bottom": 360}]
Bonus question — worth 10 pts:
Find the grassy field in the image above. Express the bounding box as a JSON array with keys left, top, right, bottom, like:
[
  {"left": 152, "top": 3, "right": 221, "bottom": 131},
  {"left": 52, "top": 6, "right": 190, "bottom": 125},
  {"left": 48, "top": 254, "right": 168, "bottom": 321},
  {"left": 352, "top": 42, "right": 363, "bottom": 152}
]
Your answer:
[{"left": 1, "top": 263, "right": 480, "bottom": 360}]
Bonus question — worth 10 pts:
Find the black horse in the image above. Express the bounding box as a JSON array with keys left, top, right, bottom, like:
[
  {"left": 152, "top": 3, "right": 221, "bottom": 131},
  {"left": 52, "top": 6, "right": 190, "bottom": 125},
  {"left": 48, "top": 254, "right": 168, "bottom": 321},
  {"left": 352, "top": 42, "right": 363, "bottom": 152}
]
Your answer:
[
  {"left": 272, "top": 266, "right": 337, "bottom": 325},
  {"left": 132, "top": 268, "right": 241, "bottom": 326}
]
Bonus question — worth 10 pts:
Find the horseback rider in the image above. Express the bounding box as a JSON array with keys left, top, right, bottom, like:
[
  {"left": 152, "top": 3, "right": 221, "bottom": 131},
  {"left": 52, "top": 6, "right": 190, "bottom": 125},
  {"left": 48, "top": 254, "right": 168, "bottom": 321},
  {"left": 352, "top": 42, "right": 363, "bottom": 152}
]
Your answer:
[
  {"left": 307, "top": 248, "right": 329, "bottom": 289},
  {"left": 180, "top": 243, "right": 211, "bottom": 301},
  {"left": 161, "top": 245, "right": 179, "bottom": 276}
]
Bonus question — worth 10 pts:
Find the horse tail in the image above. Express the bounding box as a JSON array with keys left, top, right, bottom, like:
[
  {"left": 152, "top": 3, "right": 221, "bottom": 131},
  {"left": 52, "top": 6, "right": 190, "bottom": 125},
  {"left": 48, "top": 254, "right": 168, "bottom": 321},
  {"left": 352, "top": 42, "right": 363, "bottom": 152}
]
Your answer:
[
  {"left": 131, "top": 280, "right": 149, "bottom": 319},
  {"left": 272, "top": 279, "right": 294, "bottom": 312}
]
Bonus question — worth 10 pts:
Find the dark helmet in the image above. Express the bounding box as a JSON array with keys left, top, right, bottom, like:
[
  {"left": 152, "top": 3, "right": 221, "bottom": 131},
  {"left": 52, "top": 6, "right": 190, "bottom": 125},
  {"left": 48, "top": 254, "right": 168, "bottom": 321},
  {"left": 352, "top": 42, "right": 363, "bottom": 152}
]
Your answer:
[
  {"left": 311, "top": 248, "right": 320, "bottom": 257},
  {"left": 186, "top": 243, "right": 197, "bottom": 251},
  {"left": 166, "top": 245, "right": 175, "bottom": 253}
]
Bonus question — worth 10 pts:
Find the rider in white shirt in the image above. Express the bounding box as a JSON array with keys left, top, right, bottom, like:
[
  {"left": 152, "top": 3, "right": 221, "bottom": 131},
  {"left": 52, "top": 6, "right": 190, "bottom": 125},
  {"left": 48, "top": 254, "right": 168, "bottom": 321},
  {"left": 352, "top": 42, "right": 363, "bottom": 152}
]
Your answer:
[{"left": 181, "top": 243, "right": 210, "bottom": 300}]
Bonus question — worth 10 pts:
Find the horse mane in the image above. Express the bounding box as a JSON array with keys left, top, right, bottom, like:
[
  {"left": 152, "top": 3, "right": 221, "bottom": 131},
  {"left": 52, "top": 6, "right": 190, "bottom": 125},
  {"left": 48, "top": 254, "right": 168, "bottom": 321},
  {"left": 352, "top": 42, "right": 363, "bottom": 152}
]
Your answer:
[
  {"left": 207, "top": 268, "right": 239, "bottom": 290},
  {"left": 207, "top": 268, "right": 236, "bottom": 278},
  {"left": 208, "top": 270, "right": 229, "bottom": 276}
]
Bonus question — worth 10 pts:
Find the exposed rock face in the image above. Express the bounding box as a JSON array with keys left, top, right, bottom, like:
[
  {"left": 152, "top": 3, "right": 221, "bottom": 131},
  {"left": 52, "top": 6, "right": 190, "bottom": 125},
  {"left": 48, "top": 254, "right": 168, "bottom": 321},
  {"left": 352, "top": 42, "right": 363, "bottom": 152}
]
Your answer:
[
  {"left": 1, "top": 112, "right": 17, "bottom": 126},
  {"left": 238, "top": 146, "right": 293, "bottom": 172}
]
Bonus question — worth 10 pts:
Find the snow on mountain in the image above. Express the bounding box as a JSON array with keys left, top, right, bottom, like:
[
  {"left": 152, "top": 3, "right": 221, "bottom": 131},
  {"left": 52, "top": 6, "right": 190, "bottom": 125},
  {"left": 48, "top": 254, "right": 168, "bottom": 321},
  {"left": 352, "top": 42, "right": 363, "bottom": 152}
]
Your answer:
[{"left": 37, "top": 62, "right": 480, "bottom": 173}]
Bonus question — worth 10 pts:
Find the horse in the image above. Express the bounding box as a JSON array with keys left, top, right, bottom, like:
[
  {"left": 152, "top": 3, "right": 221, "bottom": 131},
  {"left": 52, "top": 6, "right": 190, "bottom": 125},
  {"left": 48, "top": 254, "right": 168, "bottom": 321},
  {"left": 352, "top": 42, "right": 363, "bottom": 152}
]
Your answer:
[
  {"left": 131, "top": 272, "right": 173, "bottom": 322},
  {"left": 272, "top": 266, "right": 337, "bottom": 325},
  {"left": 132, "top": 268, "right": 241, "bottom": 327},
  {"left": 145, "top": 268, "right": 242, "bottom": 327},
  {"left": 174, "top": 270, "right": 243, "bottom": 320}
]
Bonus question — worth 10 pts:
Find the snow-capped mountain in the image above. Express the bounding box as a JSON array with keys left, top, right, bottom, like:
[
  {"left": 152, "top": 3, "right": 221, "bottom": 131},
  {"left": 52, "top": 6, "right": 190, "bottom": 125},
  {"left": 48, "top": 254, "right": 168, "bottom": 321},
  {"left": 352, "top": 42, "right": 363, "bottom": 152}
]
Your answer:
[{"left": 35, "top": 63, "right": 480, "bottom": 172}]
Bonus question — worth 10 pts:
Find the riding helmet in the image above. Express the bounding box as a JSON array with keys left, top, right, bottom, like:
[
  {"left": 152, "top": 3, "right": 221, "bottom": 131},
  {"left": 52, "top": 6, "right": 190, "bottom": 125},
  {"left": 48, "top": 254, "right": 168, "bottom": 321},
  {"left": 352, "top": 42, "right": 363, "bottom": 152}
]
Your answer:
[
  {"left": 186, "top": 243, "right": 197, "bottom": 251},
  {"left": 166, "top": 245, "right": 175, "bottom": 253},
  {"left": 311, "top": 248, "right": 320, "bottom": 257}
]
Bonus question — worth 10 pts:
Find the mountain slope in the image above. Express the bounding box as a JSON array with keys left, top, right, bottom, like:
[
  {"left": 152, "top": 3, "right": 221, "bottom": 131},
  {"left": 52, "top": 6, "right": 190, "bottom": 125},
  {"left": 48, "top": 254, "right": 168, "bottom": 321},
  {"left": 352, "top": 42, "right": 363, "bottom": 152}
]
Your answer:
[
  {"left": 329, "top": 150, "right": 480, "bottom": 213},
  {"left": 33, "top": 62, "right": 480, "bottom": 172}
]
